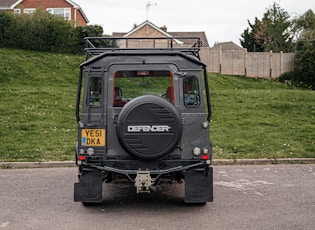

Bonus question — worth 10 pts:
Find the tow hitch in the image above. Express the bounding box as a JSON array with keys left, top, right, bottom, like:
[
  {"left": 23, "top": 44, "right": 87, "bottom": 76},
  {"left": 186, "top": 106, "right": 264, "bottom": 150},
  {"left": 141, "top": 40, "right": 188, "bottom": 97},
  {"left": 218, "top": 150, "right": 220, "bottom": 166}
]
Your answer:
[{"left": 135, "top": 171, "right": 154, "bottom": 193}]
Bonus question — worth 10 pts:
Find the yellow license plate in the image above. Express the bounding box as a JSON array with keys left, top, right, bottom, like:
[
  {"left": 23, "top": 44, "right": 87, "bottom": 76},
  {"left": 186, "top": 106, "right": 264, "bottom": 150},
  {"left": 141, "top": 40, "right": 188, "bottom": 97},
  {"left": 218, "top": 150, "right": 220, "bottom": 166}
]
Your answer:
[{"left": 81, "top": 129, "right": 105, "bottom": 146}]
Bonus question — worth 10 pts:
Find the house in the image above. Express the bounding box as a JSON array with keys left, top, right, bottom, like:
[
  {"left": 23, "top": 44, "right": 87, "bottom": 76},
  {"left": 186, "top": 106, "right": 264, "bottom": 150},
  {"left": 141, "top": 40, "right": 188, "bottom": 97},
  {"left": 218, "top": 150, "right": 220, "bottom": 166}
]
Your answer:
[
  {"left": 212, "top": 41, "right": 244, "bottom": 50},
  {"left": 0, "top": 0, "right": 88, "bottom": 27},
  {"left": 112, "top": 20, "right": 209, "bottom": 49}
]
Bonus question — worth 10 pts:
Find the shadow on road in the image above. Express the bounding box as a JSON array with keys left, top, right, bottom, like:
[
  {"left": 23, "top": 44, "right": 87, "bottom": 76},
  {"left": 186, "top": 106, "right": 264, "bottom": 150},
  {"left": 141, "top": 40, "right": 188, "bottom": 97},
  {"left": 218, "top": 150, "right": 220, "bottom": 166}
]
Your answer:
[{"left": 80, "top": 182, "right": 208, "bottom": 211}]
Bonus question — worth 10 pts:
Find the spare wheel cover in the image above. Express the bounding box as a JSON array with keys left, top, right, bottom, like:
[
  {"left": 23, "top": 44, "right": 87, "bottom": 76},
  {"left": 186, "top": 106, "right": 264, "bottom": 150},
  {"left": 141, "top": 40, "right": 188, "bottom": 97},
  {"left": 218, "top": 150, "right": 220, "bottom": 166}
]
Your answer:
[{"left": 116, "top": 95, "right": 182, "bottom": 160}]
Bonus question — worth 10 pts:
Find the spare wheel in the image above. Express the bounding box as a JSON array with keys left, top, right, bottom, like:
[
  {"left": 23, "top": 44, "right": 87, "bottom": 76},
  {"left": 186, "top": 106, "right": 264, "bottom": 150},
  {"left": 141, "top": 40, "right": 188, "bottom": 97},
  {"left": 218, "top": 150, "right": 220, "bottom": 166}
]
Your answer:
[{"left": 116, "top": 95, "right": 182, "bottom": 160}]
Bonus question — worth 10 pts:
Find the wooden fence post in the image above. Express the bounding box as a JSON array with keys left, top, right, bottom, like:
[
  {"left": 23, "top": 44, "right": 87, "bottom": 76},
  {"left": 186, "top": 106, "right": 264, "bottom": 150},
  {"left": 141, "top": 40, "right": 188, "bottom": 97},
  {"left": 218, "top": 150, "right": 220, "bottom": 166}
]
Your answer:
[
  {"left": 280, "top": 51, "right": 283, "bottom": 75},
  {"left": 244, "top": 49, "right": 247, "bottom": 76},
  {"left": 269, "top": 50, "right": 273, "bottom": 79},
  {"left": 219, "top": 46, "right": 222, "bottom": 74}
]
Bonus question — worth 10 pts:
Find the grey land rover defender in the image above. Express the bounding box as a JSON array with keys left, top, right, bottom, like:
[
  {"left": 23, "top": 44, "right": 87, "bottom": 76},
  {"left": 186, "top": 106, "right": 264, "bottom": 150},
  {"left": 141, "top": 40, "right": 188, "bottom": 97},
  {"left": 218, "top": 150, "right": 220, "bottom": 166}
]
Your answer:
[{"left": 74, "top": 37, "right": 213, "bottom": 204}]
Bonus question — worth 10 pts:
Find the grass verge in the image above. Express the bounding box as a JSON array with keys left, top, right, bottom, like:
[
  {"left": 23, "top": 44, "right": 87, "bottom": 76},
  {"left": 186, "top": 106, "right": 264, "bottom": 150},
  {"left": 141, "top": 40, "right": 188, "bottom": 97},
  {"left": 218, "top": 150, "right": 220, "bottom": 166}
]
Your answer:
[
  {"left": 209, "top": 73, "right": 315, "bottom": 159},
  {"left": 0, "top": 48, "right": 81, "bottom": 161},
  {"left": 0, "top": 49, "right": 314, "bottom": 161}
]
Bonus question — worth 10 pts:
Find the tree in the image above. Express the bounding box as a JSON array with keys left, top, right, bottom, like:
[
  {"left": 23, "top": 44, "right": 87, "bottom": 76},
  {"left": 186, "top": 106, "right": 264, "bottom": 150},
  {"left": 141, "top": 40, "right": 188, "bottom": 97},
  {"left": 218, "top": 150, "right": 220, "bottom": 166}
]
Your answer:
[
  {"left": 240, "top": 18, "right": 264, "bottom": 52},
  {"left": 240, "top": 2, "right": 293, "bottom": 52},
  {"left": 292, "top": 9, "right": 315, "bottom": 40},
  {"left": 257, "top": 2, "right": 293, "bottom": 52},
  {"left": 293, "top": 10, "right": 315, "bottom": 89},
  {"left": 278, "top": 9, "right": 315, "bottom": 89}
]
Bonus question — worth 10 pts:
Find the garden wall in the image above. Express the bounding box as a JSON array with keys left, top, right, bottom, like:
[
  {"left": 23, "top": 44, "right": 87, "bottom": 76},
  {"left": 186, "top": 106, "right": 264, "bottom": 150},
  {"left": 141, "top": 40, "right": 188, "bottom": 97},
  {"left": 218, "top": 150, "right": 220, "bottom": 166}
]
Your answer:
[{"left": 200, "top": 47, "right": 295, "bottom": 79}]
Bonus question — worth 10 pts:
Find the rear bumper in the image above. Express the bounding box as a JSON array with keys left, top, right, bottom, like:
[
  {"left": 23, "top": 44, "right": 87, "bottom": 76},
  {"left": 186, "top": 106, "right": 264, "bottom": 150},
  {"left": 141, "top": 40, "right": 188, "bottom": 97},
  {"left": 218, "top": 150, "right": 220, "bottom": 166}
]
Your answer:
[
  {"left": 74, "top": 160, "right": 213, "bottom": 203},
  {"left": 82, "top": 160, "right": 210, "bottom": 183}
]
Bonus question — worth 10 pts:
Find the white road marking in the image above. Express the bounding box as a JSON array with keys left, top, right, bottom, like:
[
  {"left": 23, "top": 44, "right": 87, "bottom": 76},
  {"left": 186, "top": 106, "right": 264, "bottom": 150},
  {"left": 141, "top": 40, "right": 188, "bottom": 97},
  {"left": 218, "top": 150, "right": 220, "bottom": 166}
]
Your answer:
[
  {"left": 1, "top": 222, "right": 10, "bottom": 228},
  {"left": 215, "top": 179, "right": 274, "bottom": 196}
]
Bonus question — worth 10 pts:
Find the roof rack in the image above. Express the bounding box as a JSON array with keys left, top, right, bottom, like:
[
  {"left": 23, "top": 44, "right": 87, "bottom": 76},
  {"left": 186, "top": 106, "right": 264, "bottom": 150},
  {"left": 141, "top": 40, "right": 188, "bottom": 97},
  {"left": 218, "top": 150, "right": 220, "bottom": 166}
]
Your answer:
[{"left": 84, "top": 37, "right": 203, "bottom": 60}]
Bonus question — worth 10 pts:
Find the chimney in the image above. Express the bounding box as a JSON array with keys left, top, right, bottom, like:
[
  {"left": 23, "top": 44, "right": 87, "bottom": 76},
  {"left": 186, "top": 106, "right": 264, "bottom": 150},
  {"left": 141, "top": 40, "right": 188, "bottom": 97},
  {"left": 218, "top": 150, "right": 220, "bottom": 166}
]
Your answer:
[{"left": 160, "top": 25, "right": 167, "bottom": 32}]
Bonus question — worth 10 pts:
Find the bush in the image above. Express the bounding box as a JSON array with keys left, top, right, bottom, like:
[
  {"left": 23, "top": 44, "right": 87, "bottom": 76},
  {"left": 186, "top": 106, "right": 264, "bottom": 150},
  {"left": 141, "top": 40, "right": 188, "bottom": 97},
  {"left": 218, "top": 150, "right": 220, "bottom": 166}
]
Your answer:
[
  {"left": 1, "top": 11, "right": 71, "bottom": 52},
  {"left": 277, "top": 71, "right": 296, "bottom": 87},
  {"left": 69, "top": 25, "right": 108, "bottom": 54},
  {"left": 0, "top": 12, "right": 14, "bottom": 47},
  {"left": 278, "top": 35, "right": 315, "bottom": 90},
  {"left": 278, "top": 70, "right": 314, "bottom": 90},
  {"left": 278, "top": 71, "right": 295, "bottom": 82},
  {"left": 0, "top": 11, "right": 105, "bottom": 54},
  {"left": 294, "top": 36, "right": 315, "bottom": 90}
]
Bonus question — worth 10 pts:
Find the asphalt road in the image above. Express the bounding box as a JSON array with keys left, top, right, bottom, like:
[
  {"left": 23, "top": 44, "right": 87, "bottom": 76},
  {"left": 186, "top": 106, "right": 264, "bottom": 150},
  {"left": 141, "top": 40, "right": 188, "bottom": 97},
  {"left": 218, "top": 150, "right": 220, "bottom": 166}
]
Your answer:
[{"left": 0, "top": 164, "right": 314, "bottom": 230}]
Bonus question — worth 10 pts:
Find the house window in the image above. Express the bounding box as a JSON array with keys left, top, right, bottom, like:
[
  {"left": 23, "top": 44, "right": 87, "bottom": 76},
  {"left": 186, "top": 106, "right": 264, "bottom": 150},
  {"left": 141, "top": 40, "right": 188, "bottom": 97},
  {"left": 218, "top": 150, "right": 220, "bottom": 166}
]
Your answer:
[
  {"left": 14, "top": 9, "right": 21, "bottom": 14},
  {"left": 46, "top": 8, "right": 71, "bottom": 20},
  {"left": 23, "top": 8, "right": 36, "bottom": 14}
]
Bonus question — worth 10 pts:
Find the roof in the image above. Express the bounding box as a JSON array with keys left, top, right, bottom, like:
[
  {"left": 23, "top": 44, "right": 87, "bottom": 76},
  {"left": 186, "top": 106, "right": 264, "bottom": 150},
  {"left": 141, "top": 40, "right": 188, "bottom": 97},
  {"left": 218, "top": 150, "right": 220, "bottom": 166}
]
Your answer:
[
  {"left": 168, "top": 32, "right": 209, "bottom": 48},
  {"left": 0, "top": 0, "right": 89, "bottom": 23},
  {"left": 65, "top": 0, "right": 89, "bottom": 23},
  {"left": 123, "top": 20, "right": 184, "bottom": 45},
  {"left": 124, "top": 20, "right": 170, "bottom": 38},
  {"left": 0, "top": 0, "right": 23, "bottom": 9},
  {"left": 212, "top": 41, "right": 244, "bottom": 50},
  {"left": 112, "top": 20, "right": 209, "bottom": 47}
]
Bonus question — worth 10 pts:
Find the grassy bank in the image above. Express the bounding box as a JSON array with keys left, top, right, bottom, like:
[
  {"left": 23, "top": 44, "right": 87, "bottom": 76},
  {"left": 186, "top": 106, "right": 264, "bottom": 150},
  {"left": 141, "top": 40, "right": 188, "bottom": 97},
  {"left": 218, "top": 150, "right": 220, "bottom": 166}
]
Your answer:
[
  {"left": 209, "top": 74, "right": 315, "bottom": 159},
  {"left": 0, "top": 48, "right": 81, "bottom": 161},
  {"left": 0, "top": 48, "right": 314, "bottom": 161}
]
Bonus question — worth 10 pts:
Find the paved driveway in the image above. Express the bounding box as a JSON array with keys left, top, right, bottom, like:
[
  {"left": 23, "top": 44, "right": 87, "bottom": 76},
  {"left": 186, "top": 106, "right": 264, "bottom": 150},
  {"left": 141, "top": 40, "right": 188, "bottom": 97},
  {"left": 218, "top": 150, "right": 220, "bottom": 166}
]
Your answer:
[{"left": 0, "top": 164, "right": 314, "bottom": 229}]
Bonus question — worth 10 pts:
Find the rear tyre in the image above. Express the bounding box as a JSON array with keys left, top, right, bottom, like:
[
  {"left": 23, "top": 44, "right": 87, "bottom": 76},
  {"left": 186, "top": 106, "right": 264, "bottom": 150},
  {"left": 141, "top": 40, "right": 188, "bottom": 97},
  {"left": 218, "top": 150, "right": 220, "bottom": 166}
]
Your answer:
[{"left": 82, "top": 202, "right": 101, "bottom": 206}]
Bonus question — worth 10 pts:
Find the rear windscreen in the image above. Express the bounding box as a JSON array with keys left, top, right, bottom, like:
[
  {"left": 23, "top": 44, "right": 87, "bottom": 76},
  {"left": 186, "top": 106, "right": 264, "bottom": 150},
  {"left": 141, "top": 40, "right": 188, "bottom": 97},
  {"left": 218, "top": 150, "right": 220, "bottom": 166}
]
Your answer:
[{"left": 113, "top": 70, "right": 174, "bottom": 107}]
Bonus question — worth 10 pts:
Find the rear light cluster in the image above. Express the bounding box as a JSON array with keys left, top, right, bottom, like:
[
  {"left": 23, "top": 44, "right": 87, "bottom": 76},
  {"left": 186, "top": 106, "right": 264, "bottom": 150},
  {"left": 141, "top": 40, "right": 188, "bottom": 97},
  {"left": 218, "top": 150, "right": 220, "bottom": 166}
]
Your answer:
[
  {"left": 193, "top": 147, "right": 210, "bottom": 160},
  {"left": 78, "top": 148, "right": 95, "bottom": 161},
  {"left": 78, "top": 155, "right": 86, "bottom": 161}
]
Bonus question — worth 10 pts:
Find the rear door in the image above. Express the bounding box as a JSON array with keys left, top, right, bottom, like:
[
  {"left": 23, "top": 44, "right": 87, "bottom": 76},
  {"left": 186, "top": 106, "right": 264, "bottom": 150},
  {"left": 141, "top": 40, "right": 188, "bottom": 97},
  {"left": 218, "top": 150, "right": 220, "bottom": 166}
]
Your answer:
[
  {"left": 105, "top": 64, "right": 180, "bottom": 159},
  {"left": 78, "top": 67, "right": 107, "bottom": 158}
]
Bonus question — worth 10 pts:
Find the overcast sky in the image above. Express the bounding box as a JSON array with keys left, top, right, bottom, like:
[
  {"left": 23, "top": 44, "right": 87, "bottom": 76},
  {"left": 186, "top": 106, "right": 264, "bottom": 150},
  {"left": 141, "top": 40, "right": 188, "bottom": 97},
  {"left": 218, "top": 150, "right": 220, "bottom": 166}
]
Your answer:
[{"left": 74, "top": 0, "right": 314, "bottom": 46}]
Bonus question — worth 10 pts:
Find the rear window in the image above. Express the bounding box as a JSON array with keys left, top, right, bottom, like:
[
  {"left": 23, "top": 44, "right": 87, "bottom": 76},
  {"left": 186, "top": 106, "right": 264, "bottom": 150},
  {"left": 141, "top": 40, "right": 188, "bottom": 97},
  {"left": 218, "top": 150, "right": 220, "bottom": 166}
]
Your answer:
[
  {"left": 88, "top": 76, "right": 102, "bottom": 107},
  {"left": 183, "top": 76, "right": 200, "bottom": 107},
  {"left": 113, "top": 70, "right": 174, "bottom": 107}
]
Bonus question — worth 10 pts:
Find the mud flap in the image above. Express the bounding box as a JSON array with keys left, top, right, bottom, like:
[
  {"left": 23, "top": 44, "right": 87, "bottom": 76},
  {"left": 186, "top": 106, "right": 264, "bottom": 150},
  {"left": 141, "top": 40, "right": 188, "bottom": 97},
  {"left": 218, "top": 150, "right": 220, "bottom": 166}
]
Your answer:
[
  {"left": 74, "top": 171, "right": 103, "bottom": 203},
  {"left": 184, "top": 167, "right": 213, "bottom": 203}
]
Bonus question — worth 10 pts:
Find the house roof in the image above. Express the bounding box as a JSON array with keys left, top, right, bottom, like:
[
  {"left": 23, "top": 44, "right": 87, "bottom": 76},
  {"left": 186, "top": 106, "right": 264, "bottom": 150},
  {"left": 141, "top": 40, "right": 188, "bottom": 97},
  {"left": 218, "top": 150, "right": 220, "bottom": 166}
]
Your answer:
[
  {"left": 0, "top": 0, "right": 89, "bottom": 23},
  {"left": 124, "top": 20, "right": 171, "bottom": 38},
  {"left": 167, "top": 31, "right": 209, "bottom": 47},
  {"left": 123, "top": 20, "right": 183, "bottom": 45},
  {"left": 65, "top": 0, "right": 89, "bottom": 23},
  {"left": 112, "top": 20, "right": 209, "bottom": 47},
  {"left": 0, "top": 0, "right": 23, "bottom": 9},
  {"left": 212, "top": 41, "right": 243, "bottom": 50}
]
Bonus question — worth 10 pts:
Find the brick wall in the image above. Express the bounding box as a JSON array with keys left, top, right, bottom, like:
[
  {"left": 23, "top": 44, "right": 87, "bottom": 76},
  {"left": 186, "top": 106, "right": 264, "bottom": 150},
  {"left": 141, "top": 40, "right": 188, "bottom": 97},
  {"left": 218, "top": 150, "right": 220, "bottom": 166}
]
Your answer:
[{"left": 121, "top": 25, "right": 169, "bottom": 48}]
